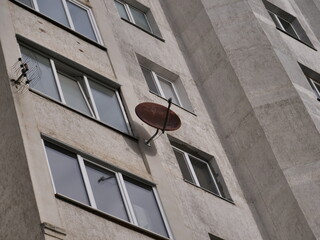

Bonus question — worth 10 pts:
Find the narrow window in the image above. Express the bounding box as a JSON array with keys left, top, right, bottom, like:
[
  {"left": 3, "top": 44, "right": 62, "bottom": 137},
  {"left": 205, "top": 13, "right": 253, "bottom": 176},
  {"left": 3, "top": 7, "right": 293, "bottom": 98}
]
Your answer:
[
  {"left": 129, "top": 6, "right": 151, "bottom": 32},
  {"left": 88, "top": 80, "right": 130, "bottom": 134},
  {"left": 85, "top": 162, "right": 128, "bottom": 221},
  {"left": 124, "top": 177, "right": 168, "bottom": 237},
  {"left": 37, "top": 0, "right": 70, "bottom": 27},
  {"left": 45, "top": 142, "right": 89, "bottom": 205},
  {"left": 20, "top": 46, "right": 61, "bottom": 101},
  {"left": 115, "top": 1, "right": 130, "bottom": 21}
]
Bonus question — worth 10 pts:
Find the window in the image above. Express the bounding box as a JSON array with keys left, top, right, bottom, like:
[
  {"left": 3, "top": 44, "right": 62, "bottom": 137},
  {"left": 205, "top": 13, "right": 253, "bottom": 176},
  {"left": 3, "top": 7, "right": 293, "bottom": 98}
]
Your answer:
[
  {"left": 171, "top": 141, "right": 231, "bottom": 200},
  {"left": 15, "top": 0, "right": 102, "bottom": 43},
  {"left": 209, "top": 233, "right": 224, "bottom": 240},
  {"left": 299, "top": 63, "right": 320, "bottom": 101},
  {"left": 141, "top": 66, "right": 182, "bottom": 106},
  {"left": 44, "top": 141, "right": 172, "bottom": 238},
  {"left": 115, "top": 0, "right": 152, "bottom": 33},
  {"left": 20, "top": 45, "right": 131, "bottom": 134},
  {"left": 264, "top": 0, "right": 313, "bottom": 47}
]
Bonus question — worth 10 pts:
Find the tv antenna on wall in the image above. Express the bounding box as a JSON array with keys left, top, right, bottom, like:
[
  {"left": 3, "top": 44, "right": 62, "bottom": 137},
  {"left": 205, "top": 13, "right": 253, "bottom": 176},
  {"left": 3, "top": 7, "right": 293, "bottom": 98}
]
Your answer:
[
  {"left": 11, "top": 56, "right": 41, "bottom": 93},
  {"left": 135, "top": 98, "right": 181, "bottom": 146}
]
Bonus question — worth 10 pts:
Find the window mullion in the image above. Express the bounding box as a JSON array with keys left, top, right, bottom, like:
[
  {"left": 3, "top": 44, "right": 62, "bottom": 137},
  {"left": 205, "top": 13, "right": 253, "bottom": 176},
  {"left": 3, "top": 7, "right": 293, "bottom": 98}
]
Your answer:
[
  {"left": 152, "top": 71, "right": 164, "bottom": 97},
  {"left": 62, "top": 0, "right": 75, "bottom": 30},
  {"left": 115, "top": 91, "right": 132, "bottom": 135},
  {"left": 77, "top": 79, "right": 95, "bottom": 117},
  {"left": 50, "top": 59, "right": 66, "bottom": 103},
  {"left": 116, "top": 173, "right": 138, "bottom": 225},
  {"left": 77, "top": 155, "right": 97, "bottom": 208},
  {"left": 41, "top": 139, "right": 57, "bottom": 194},
  {"left": 184, "top": 152, "right": 200, "bottom": 186},
  {"left": 125, "top": 4, "right": 135, "bottom": 23},
  {"left": 84, "top": 76, "right": 100, "bottom": 120},
  {"left": 206, "top": 163, "right": 222, "bottom": 196},
  {"left": 152, "top": 188, "right": 174, "bottom": 239},
  {"left": 33, "top": 0, "right": 39, "bottom": 11}
]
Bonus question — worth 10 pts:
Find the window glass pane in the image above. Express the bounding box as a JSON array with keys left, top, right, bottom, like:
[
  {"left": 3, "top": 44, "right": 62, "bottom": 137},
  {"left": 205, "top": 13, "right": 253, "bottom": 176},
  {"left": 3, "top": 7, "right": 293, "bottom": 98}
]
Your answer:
[
  {"left": 158, "top": 76, "right": 180, "bottom": 105},
  {"left": 16, "top": 0, "right": 33, "bottom": 8},
  {"left": 85, "top": 163, "right": 128, "bottom": 221},
  {"left": 21, "top": 47, "right": 61, "bottom": 101},
  {"left": 89, "top": 80, "right": 129, "bottom": 134},
  {"left": 278, "top": 17, "right": 299, "bottom": 38},
  {"left": 66, "top": 1, "right": 97, "bottom": 42},
  {"left": 190, "top": 156, "right": 219, "bottom": 195},
  {"left": 115, "top": 1, "right": 129, "bottom": 21},
  {"left": 58, "top": 73, "right": 92, "bottom": 116},
  {"left": 173, "top": 149, "right": 194, "bottom": 183},
  {"left": 124, "top": 178, "right": 168, "bottom": 237},
  {"left": 45, "top": 142, "right": 89, "bottom": 204},
  {"left": 37, "top": 0, "right": 69, "bottom": 27},
  {"left": 141, "top": 67, "right": 159, "bottom": 94},
  {"left": 129, "top": 6, "right": 151, "bottom": 32}
]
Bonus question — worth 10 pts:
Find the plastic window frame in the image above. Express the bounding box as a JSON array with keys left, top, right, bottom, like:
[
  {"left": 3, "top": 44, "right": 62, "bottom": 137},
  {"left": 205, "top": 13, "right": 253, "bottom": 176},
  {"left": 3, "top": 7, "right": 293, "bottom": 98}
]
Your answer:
[
  {"left": 20, "top": 45, "right": 132, "bottom": 134},
  {"left": 42, "top": 139, "right": 173, "bottom": 238},
  {"left": 115, "top": 0, "right": 153, "bottom": 33},
  {"left": 21, "top": 0, "right": 103, "bottom": 44},
  {"left": 142, "top": 66, "right": 183, "bottom": 107},
  {"left": 268, "top": 10, "right": 300, "bottom": 39},
  {"left": 172, "top": 146, "right": 222, "bottom": 197}
]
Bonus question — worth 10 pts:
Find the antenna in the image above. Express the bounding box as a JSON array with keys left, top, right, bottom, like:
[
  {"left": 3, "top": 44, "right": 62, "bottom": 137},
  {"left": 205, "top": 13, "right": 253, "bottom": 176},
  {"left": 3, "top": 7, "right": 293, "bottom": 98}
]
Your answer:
[
  {"left": 135, "top": 98, "right": 181, "bottom": 146},
  {"left": 11, "top": 56, "right": 41, "bottom": 94}
]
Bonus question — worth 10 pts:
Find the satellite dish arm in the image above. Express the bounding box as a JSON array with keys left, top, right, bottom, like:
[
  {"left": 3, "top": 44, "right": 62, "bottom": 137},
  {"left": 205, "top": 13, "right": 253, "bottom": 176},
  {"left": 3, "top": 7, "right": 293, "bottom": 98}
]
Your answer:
[{"left": 145, "top": 98, "right": 172, "bottom": 146}]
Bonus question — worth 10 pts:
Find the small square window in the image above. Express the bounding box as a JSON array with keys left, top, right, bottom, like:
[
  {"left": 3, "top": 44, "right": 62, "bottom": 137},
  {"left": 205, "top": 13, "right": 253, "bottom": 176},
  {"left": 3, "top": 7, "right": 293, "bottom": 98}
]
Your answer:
[
  {"left": 114, "top": 0, "right": 161, "bottom": 37},
  {"left": 15, "top": 0, "right": 102, "bottom": 44},
  {"left": 264, "top": 0, "right": 313, "bottom": 47},
  {"left": 170, "top": 139, "right": 232, "bottom": 201},
  {"left": 299, "top": 63, "right": 320, "bottom": 101}
]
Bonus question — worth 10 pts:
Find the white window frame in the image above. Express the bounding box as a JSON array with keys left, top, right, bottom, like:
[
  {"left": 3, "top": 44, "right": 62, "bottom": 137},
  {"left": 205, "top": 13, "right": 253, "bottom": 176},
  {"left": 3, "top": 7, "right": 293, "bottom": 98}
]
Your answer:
[
  {"left": 20, "top": 46, "right": 132, "bottom": 134},
  {"left": 43, "top": 140, "right": 173, "bottom": 238},
  {"left": 142, "top": 66, "right": 183, "bottom": 107},
  {"left": 172, "top": 146, "right": 222, "bottom": 197},
  {"left": 115, "top": 0, "right": 153, "bottom": 33},
  {"left": 268, "top": 10, "right": 300, "bottom": 39},
  {"left": 308, "top": 77, "right": 320, "bottom": 98},
  {"left": 21, "top": 0, "right": 103, "bottom": 44}
]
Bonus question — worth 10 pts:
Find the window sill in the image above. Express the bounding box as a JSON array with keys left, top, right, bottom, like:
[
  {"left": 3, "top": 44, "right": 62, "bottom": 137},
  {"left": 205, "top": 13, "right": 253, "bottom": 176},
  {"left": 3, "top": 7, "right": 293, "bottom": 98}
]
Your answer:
[
  {"left": 120, "top": 18, "right": 165, "bottom": 42},
  {"left": 55, "top": 193, "right": 171, "bottom": 240},
  {"left": 10, "top": 0, "right": 106, "bottom": 51},
  {"left": 183, "top": 179, "right": 234, "bottom": 204},
  {"left": 149, "top": 91, "right": 196, "bottom": 116},
  {"left": 29, "top": 88, "right": 137, "bottom": 141},
  {"left": 276, "top": 27, "right": 317, "bottom": 51}
]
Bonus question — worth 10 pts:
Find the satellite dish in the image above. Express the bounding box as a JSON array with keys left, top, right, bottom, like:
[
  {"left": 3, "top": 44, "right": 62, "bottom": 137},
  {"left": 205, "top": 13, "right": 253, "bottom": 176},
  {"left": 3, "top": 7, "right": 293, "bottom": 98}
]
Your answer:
[{"left": 135, "top": 98, "right": 181, "bottom": 145}]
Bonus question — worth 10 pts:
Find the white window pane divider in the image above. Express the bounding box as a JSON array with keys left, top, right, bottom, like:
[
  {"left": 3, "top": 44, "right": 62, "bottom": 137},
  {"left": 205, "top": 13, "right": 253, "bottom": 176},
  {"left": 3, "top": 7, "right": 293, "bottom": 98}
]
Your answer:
[
  {"left": 124, "top": 3, "right": 135, "bottom": 23},
  {"left": 84, "top": 76, "right": 100, "bottom": 120},
  {"left": 77, "top": 155, "right": 97, "bottom": 208},
  {"left": 170, "top": 81, "right": 183, "bottom": 107},
  {"left": 62, "top": 0, "right": 75, "bottom": 30},
  {"left": 31, "top": 0, "right": 39, "bottom": 11},
  {"left": 77, "top": 80, "right": 95, "bottom": 117},
  {"left": 115, "top": 91, "right": 132, "bottom": 135},
  {"left": 183, "top": 152, "right": 200, "bottom": 186},
  {"left": 50, "top": 59, "right": 66, "bottom": 104},
  {"left": 151, "top": 71, "right": 165, "bottom": 97},
  {"left": 41, "top": 139, "right": 57, "bottom": 194},
  {"left": 117, "top": 173, "right": 138, "bottom": 225},
  {"left": 205, "top": 161, "right": 222, "bottom": 196},
  {"left": 152, "top": 188, "right": 174, "bottom": 239}
]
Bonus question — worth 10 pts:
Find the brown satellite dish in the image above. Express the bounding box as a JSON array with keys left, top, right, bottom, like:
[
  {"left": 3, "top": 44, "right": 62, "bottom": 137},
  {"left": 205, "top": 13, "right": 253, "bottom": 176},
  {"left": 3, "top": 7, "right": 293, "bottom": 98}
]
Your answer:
[{"left": 135, "top": 99, "right": 181, "bottom": 145}]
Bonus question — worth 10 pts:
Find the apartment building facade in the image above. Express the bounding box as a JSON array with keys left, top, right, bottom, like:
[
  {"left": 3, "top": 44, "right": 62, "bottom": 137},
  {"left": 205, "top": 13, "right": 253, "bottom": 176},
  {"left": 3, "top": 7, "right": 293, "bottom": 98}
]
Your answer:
[{"left": 0, "top": 0, "right": 320, "bottom": 239}]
